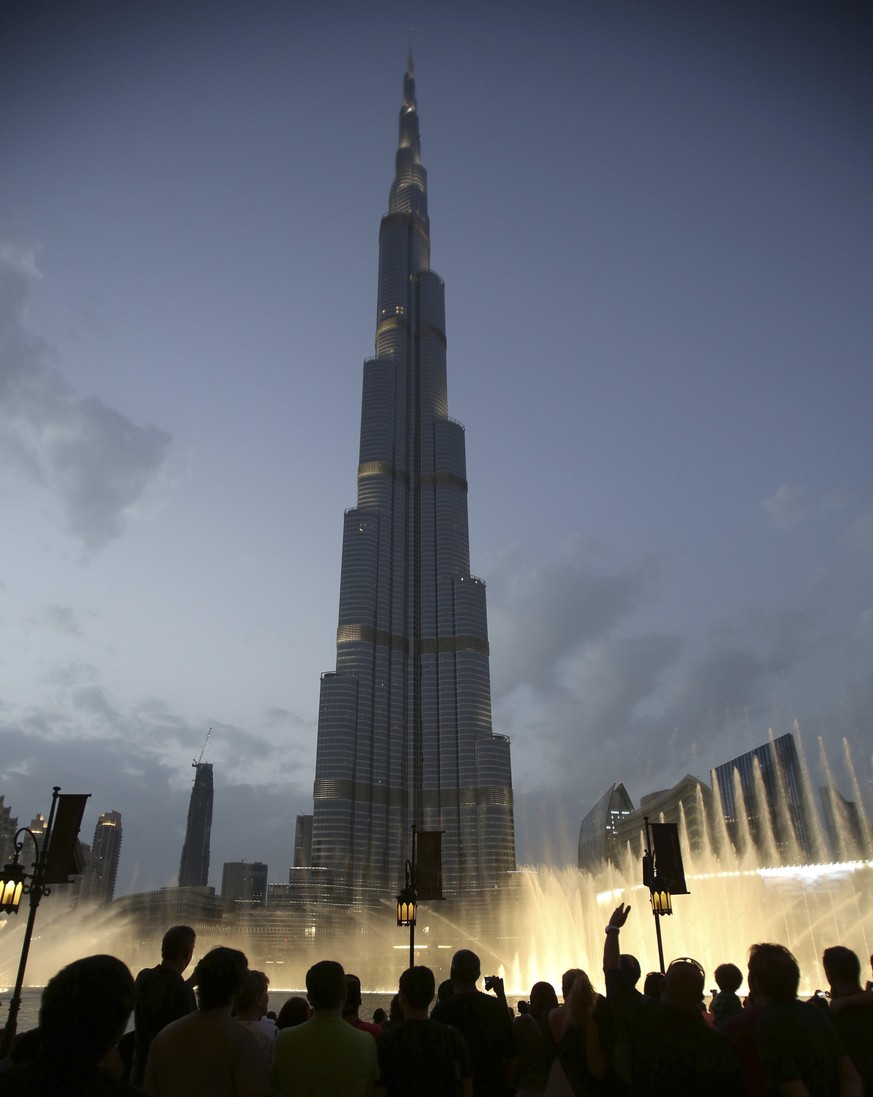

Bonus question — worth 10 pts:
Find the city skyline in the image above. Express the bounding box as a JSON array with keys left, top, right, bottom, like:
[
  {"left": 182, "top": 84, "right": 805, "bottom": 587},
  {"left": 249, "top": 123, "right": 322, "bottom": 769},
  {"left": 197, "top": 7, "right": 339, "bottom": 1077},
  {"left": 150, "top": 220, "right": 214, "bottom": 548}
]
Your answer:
[
  {"left": 310, "top": 58, "right": 515, "bottom": 903},
  {"left": 1, "top": 1, "right": 871, "bottom": 894}
]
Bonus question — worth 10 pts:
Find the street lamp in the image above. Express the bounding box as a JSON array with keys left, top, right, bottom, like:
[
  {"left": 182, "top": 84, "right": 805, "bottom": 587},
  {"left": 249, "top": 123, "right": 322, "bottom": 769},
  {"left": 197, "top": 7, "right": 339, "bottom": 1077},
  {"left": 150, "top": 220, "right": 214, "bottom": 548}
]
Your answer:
[
  {"left": 395, "top": 858, "right": 417, "bottom": 969},
  {"left": 395, "top": 824, "right": 418, "bottom": 969},
  {"left": 0, "top": 787, "right": 88, "bottom": 1056},
  {"left": 642, "top": 815, "right": 684, "bottom": 974},
  {"left": 0, "top": 859, "right": 26, "bottom": 915},
  {"left": 649, "top": 884, "right": 673, "bottom": 916}
]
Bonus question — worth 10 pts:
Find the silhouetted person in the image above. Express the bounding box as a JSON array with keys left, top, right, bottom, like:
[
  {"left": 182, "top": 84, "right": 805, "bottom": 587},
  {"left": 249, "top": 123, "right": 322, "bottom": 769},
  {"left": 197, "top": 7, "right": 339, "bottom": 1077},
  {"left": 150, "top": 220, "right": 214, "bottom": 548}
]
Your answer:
[
  {"left": 603, "top": 903, "right": 742, "bottom": 1097},
  {"left": 144, "top": 946, "right": 269, "bottom": 1097},
  {"left": 430, "top": 949, "right": 516, "bottom": 1097},
  {"left": 0, "top": 954, "right": 140, "bottom": 1096},
  {"left": 749, "top": 941, "right": 860, "bottom": 1097},
  {"left": 131, "top": 924, "right": 197, "bottom": 1086},
  {"left": 276, "top": 996, "right": 310, "bottom": 1030},
  {"left": 513, "top": 981, "right": 558, "bottom": 1097},
  {"left": 823, "top": 946, "right": 873, "bottom": 1092},
  {"left": 344, "top": 974, "right": 382, "bottom": 1038},
  {"left": 375, "top": 966, "right": 472, "bottom": 1097},
  {"left": 546, "top": 970, "right": 606, "bottom": 1097},
  {"left": 641, "top": 972, "right": 665, "bottom": 1002},
  {"left": 710, "top": 963, "right": 743, "bottom": 1029},
  {"left": 272, "top": 960, "right": 378, "bottom": 1097},
  {"left": 234, "top": 970, "right": 277, "bottom": 1071}
]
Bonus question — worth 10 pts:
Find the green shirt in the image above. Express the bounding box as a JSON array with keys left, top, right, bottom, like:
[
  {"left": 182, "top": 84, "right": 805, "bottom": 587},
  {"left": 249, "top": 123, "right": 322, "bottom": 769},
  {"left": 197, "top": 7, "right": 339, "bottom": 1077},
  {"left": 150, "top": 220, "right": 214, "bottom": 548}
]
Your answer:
[{"left": 272, "top": 1015, "right": 378, "bottom": 1097}]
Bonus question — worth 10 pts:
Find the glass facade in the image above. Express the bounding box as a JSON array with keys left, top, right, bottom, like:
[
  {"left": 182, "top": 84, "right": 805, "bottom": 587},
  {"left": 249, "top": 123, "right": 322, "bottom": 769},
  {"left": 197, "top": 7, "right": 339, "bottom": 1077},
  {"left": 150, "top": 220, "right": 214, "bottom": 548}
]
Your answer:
[{"left": 311, "top": 60, "right": 516, "bottom": 905}]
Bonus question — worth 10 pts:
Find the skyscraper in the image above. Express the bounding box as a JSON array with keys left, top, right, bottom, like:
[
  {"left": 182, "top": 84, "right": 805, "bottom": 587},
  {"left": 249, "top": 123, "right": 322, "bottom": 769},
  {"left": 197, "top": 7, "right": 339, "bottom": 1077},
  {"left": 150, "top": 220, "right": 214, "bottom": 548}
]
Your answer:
[
  {"left": 81, "top": 809, "right": 123, "bottom": 903},
  {"left": 311, "top": 59, "right": 516, "bottom": 906},
  {"left": 178, "top": 761, "right": 213, "bottom": 887},
  {"left": 712, "top": 733, "right": 813, "bottom": 860}
]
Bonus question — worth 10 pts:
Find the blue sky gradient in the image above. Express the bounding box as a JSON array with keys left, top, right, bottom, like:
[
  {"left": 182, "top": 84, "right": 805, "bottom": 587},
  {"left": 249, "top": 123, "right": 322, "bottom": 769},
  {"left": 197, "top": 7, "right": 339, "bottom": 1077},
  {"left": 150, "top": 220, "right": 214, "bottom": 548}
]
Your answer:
[{"left": 1, "top": 0, "right": 871, "bottom": 892}]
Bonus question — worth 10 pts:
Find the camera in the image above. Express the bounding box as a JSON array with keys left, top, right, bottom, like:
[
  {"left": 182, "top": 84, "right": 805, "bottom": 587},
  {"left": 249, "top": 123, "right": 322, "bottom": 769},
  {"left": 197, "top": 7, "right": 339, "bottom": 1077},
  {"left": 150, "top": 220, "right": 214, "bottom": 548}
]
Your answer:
[{"left": 484, "top": 975, "right": 500, "bottom": 991}]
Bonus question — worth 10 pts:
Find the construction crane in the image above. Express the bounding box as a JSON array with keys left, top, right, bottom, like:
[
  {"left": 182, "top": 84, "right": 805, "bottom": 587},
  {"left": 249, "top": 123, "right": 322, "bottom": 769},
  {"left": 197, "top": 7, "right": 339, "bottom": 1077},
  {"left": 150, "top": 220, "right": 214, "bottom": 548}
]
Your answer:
[{"left": 193, "top": 728, "right": 212, "bottom": 768}]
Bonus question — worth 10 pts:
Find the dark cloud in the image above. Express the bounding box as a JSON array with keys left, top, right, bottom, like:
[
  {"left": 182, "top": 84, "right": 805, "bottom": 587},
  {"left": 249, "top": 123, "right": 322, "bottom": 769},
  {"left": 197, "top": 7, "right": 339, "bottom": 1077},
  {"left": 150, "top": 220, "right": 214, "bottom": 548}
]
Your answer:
[
  {"left": 490, "top": 544, "right": 872, "bottom": 865},
  {"left": 263, "top": 706, "right": 305, "bottom": 729},
  {"left": 0, "top": 243, "right": 171, "bottom": 551},
  {"left": 0, "top": 697, "right": 312, "bottom": 895},
  {"left": 487, "top": 539, "right": 664, "bottom": 696}
]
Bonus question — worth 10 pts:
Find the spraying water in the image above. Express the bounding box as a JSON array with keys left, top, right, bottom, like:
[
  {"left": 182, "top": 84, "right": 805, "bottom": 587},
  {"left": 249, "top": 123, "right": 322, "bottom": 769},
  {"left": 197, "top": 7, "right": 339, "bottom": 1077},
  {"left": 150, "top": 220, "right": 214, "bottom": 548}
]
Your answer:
[{"left": 2, "top": 736, "right": 870, "bottom": 998}]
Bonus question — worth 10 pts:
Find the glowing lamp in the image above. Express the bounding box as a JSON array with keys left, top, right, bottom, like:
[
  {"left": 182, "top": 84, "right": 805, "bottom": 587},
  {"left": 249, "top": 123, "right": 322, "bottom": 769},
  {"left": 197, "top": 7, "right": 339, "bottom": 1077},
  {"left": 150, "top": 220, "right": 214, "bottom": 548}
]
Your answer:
[
  {"left": 396, "top": 884, "right": 417, "bottom": 927},
  {"left": 0, "top": 860, "right": 26, "bottom": 915},
  {"left": 649, "top": 884, "right": 673, "bottom": 916}
]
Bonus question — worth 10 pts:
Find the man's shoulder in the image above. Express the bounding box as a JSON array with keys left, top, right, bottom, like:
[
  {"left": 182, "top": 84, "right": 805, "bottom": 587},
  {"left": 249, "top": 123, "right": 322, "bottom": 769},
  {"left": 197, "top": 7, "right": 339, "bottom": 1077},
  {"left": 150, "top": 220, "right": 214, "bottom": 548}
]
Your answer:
[
  {"left": 135, "top": 963, "right": 163, "bottom": 984},
  {"left": 384, "top": 1018, "right": 465, "bottom": 1044},
  {"left": 135, "top": 964, "right": 182, "bottom": 991},
  {"left": 282, "top": 1016, "right": 375, "bottom": 1047}
]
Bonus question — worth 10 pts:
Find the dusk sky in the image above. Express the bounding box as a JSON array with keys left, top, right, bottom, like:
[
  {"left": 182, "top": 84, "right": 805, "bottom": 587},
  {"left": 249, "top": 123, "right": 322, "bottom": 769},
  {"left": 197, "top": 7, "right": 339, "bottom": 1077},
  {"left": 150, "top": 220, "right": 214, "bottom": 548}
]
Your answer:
[{"left": 1, "top": 0, "right": 871, "bottom": 897}]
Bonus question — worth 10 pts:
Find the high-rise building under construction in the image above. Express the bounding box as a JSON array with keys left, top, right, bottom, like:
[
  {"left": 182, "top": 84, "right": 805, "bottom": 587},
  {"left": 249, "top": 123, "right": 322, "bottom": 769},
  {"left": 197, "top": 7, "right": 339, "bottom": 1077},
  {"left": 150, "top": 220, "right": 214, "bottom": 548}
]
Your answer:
[
  {"left": 311, "top": 59, "right": 516, "bottom": 906},
  {"left": 179, "top": 761, "right": 213, "bottom": 888}
]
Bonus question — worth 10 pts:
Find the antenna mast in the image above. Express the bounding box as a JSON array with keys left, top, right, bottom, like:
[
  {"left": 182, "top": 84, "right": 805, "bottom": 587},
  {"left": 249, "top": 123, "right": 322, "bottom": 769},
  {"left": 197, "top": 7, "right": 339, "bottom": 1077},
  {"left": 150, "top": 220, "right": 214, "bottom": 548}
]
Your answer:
[{"left": 194, "top": 728, "right": 212, "bottom": 768}]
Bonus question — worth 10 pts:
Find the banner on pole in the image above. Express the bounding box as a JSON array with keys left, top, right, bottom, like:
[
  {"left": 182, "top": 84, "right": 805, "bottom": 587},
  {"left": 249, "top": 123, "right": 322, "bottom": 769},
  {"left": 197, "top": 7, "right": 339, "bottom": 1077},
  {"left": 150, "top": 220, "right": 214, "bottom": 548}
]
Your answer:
[
  {"left": 44, "top": 794, "right": 90, "bottom": 883},
  {"left": 651, "top": 822, "right": 689, "bottom": 895},
  {"left": 415, "top": 831, "right": 443, "bottom": 900}
]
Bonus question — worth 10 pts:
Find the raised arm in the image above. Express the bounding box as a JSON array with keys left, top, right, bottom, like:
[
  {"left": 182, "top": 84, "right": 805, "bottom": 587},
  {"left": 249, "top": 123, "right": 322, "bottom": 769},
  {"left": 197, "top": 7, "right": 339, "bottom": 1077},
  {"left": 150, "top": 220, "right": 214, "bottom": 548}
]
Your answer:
[{"left": 603, "top": 903, "right": 631, "bottom": 973}]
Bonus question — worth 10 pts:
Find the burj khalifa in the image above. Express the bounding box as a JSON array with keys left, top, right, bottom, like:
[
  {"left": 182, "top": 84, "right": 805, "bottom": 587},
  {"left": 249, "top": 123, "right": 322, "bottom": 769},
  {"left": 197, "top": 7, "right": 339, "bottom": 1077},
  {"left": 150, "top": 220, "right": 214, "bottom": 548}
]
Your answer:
[{"left": 311, "top": 58, "right": 515, "bottom": 906}]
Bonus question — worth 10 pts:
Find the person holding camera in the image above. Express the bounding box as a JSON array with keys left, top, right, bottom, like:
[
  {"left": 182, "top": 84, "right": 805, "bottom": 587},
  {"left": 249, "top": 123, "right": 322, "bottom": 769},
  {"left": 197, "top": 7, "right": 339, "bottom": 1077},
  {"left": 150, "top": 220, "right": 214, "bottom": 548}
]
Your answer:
[{"left": 430, "top": 950, "right": 517, "bottom": 1097}]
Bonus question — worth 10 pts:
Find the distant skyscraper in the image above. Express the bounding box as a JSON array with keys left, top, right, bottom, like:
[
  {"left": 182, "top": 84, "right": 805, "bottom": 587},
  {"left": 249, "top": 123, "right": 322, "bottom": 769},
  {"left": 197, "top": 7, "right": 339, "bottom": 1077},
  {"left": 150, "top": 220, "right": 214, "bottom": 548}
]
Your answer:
[
  {"left": 178, "top": 761, "right": 213, "bottom": 887},
  {"left": 81, "top": 810, "right": 123, "bottom": 903},
  {"left": 311, "top": 58, "right": 516, "bottom": 905},
  {"left": 222, "top": 861, "right": 268, "bottom": 906},
  {"left": 0, "top": 795, "right": 18, "bottom": 866}
]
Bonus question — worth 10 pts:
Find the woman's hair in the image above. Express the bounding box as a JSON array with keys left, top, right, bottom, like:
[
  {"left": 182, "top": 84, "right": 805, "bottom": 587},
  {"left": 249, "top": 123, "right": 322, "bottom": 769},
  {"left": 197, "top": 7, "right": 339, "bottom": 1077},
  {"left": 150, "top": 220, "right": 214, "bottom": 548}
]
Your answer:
[
  {"left": 529, "top": 981, "right": 559, "bottom": 1016},
  {"left": 276, "top": 995, "right": 311, "bottom": 1029},
  {"left": 567, "top": 970, "right": 596, "bottom": 1023}
]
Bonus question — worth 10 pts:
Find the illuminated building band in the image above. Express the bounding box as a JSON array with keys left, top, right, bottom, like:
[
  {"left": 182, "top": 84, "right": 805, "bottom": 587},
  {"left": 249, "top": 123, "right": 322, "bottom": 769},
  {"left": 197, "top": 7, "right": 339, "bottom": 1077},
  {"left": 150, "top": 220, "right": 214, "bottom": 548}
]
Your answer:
[
  {"left": 375, "top": 316, "right": 447, "bottom": 347},
  {"left": 314, "top": 780, "right": 512, "bottom": 809},
  {"left": 358, "top": 461, "right": 467, "bottom": 493},
  {"left": 336, "top": 624, "right": 488, "bottom": 656}
]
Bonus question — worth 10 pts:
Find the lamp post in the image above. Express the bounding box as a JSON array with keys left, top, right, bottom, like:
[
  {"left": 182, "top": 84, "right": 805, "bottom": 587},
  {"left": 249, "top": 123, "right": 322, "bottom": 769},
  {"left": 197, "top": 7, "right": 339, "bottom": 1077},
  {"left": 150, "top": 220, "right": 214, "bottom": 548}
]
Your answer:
[
  {"left": 395, "top": 827, "right": 417, "bottom": 969},
  {"left": 0, "top": 787, "right": 62, "bottom": 1055},
  {"left": 642, "top": 815, "right": 672, "bottom": 974}
]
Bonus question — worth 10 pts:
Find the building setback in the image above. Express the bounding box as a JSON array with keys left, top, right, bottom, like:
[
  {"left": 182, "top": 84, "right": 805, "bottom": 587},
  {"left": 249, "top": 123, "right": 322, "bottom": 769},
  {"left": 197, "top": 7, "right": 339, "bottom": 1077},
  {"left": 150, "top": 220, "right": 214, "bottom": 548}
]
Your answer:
[{"left": 311, "top": 58, "right": 516, "bottom": 905}]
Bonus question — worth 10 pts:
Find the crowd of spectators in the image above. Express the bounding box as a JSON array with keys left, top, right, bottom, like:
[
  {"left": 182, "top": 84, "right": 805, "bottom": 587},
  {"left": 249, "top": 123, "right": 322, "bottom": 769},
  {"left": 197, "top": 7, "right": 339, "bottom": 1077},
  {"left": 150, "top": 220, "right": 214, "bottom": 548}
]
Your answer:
[{"left": 1, "top": 905, "right": 871, "bottom": 1096}]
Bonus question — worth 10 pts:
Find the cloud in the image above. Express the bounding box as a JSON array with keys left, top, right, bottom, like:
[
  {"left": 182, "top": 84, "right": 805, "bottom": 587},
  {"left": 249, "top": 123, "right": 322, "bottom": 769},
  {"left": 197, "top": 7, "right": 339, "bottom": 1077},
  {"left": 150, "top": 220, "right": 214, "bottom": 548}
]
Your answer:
[
  {"left": 0, "top": 692, "right": 313, "bottom": 895},
  {"left": 0, "top": 242, "right": 172, "bottom": 551},
  {"left": 761, "top": 483, "right": 850, "bottom": 533},
  {"left": 761, "top": 484, "right": 809, "bottom": 529},
  {"left": 488, "top": 542, "right": 846, "bottom": 863},
  {"left": 487, "top": 538, "right": 664, "bottom": 698},
  {"left": 40, "top": 605, "right": 83, "bottom": 636}
]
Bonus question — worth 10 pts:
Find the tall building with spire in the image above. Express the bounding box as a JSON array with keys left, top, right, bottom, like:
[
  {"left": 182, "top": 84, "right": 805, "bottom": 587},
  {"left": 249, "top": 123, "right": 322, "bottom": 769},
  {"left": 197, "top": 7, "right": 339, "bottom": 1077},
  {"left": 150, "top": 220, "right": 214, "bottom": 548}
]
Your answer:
[
  {"left": 178, "top": 761, "right": 213, "bottom": 888},
  {"left": 311, "top": 59, "right": 516, "bottom": 906}
]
